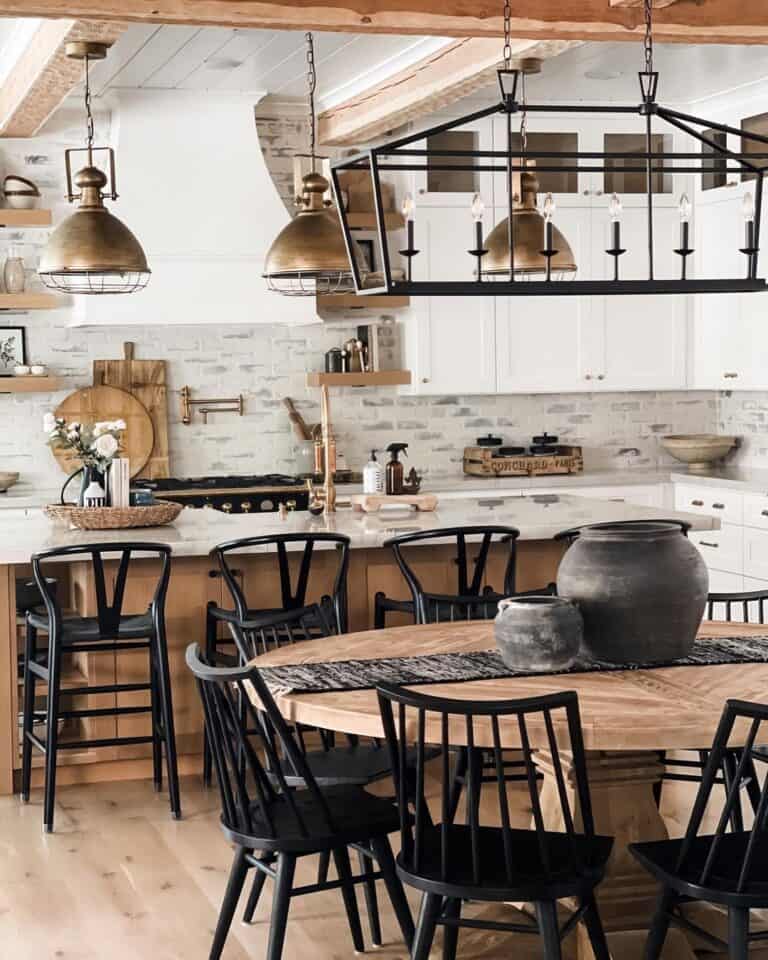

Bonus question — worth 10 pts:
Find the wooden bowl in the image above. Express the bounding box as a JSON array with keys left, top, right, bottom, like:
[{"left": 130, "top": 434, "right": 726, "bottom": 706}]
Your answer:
[
  {"left": 661, "top": 434, "right": 737, "bottom": 470},
  {"left": 0, "top": 471, "right": 19, "bottom": 492}
]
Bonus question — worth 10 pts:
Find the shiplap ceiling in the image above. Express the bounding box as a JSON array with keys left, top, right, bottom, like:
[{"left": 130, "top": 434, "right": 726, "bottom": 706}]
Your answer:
[{"left": 84, "top": 24, "right": 449, "bottom": 109}]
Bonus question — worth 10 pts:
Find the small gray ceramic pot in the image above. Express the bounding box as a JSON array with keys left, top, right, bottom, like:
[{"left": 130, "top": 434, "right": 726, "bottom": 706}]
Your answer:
[{"left": 494, "top": 595, "right": 583, "bottom": 673}]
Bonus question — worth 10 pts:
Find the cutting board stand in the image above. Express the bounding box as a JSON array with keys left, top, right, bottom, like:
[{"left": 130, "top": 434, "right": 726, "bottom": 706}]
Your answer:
[
  {"left": 94, "top": 342, "right": 170, "bottom": 479},
  {"left": 350, "top": 493, "right": 438, "bottom": 513}
]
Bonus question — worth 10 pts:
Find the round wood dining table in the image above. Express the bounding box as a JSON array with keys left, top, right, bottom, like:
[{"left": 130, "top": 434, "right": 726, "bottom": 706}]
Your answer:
[{"left": 253, "top": 620, "right": 768, "bottom": 959}]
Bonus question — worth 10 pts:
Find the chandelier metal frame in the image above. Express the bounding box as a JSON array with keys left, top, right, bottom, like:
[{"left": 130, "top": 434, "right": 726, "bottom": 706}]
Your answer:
[{"left": 330, "top": 0, "right": 768, "bottom": 298}]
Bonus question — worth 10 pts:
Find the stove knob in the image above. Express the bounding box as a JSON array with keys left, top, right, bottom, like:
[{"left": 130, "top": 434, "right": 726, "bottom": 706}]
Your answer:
[
  {"left": 240, "top": 501, "right": 252, "bottom": 513},
  {"left": 221, "top": 502, "right": 233, "bottom": 514},
  {"left": 286, "top": 499, "right": 297, "bottom": 512},
  {"left": 203, "top": 503, "right": 213, "bottom": 510}
]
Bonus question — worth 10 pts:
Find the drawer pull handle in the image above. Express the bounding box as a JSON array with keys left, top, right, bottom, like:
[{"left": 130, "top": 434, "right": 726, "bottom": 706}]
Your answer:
[
  {"left": 761, "top": 510, "right": 768, "bottom": 517},
  {"left": 691, "top": 500, "right": 704, "bottom": 506},
  {"left": 712, "top": 503, "right": 725, "bottom": 510},
  {"left": 723, "top": 372, "right": 739, "bottom": 379},
  {"left": 699, "top": 541, "right": 719, "bottom": 548}
]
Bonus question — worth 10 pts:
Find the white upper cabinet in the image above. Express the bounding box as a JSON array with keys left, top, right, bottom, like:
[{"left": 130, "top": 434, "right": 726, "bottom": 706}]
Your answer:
[{"left": 411, "top": 118, "right": 495, "bottom": 208}]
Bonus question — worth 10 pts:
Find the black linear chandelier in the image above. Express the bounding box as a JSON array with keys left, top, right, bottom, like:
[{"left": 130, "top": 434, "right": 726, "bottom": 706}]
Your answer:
[{"left": 330, "top": 0, "right": 768, "bottom": 297}]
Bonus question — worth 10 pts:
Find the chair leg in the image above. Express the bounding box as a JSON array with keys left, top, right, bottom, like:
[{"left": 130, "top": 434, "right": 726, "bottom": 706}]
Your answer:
[
  {"left": 723, "top": 752, "right": 745, "bottom": 833},
  {"left": 653, "top": 751, "right": 666, "bottom": 807},
  {"left": 412, "top": 893, "right": 443, "bottom": 960},
  {"left": 203, "top": 604, "right": 218, "bottom": 788},
  {"left": 209, "top": 846, "right": 250, "bottom": 960},
  {"left": 442, "top": 898, "right": 461, "bottom": 960},
  {"left": 333, "top": 846, "right": 365, "bottom": 953},
  {"left": 265, "top": 854, "right": 297, "bottom": 960},
  {"left": 243, "top": 853, "right": 275, "bottom": 924},
  {"left": 20, "top": 621, "right": 38, "bottom": 803},
  {"left": 728, "top": 907, "right": 750, "bottom": 960},
  {"left": 374, "top": 592, "right": 386, "bottom": 630},
  {"left": 370, "top": 835, "right": 415, "bottom": 949},
  {"left": 43, "top": 641, "right": 63, "bottom": 833},
  {"left": 644, "top": 887, "right": 676, "bottom": 960},
  {"left": 153, "top": 620, "right": 182, "bottom": 819},
  {"left": 535, "top": 901, "right": 562, "bottom": 960},
  {"left": 317, "top": 850, "right": 331, "bottom": 885},
  {"left": 149, "top": 650, "right": 162, "bottom": 792},
  {"left": 357, "top": 844, "right": 382, "bottom": 947},
  {"left": 580, "top": 894, "right": 610, "bottom": 960}
]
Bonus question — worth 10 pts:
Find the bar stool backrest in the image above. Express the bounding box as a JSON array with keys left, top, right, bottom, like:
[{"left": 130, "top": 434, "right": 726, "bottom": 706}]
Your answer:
[
  {"left": 383, "top": 526, "right": 519, "bottom": 624},
  {"left": 186, "top": 643, "right": 336, "bottom": 841},
  {"left": 31, "top": 542, "right": 172, "bottom": 638},
  {"left": 376, "top": 682, "right": 595, "bottom": 888},
  {"left": 675, "top": 698, "right": 768, "bottom": 894},
  {"left": 211, "top": 533, "right": 351, "bottom": 633}
]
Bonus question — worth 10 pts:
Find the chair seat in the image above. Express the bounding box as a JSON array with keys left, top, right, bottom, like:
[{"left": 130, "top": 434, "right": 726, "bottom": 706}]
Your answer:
[
  {"left": 223, "top": 784, "right": 401, "bottom": 853},
  {"left": 397, "top": 824, "right": 613, "bottom": 902},
  {"left": 27, "top": 610, "right": 154, "bottom": 643},
  {"left": 278, "top": 742, "right": 439, "bottom": 788},
  {"left": 630, "top": 832, "right": 768, "bottom": 906}
]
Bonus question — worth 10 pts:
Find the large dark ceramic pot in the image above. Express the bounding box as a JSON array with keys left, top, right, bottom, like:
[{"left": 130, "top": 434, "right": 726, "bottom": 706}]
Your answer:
[{"left": 556, "top": 521, "right": 708, "bottom": 664}]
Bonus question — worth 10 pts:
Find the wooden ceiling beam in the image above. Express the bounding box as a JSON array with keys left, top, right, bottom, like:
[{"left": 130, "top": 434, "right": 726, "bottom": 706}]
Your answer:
[
  {"left": 610, "top": 1, "right": 682, "bottom": 8},
  {"left": 318, "top": 38, "right": 579, "bottom": 146},
  {"left": 0, "top": 19, "right": 125, "bottom": 138},
  {"left": 1, "top": 1, "right": 768, "bottom": 45}
]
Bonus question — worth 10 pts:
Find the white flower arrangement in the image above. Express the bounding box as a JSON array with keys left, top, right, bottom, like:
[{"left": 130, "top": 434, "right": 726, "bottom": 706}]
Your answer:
[{"left": 44, "top": 414, "right": 125, "bottom": 471}]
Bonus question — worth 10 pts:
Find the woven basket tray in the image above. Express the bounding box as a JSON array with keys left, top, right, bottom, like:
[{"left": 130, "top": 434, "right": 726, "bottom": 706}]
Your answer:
[{"left": 44, "top": 500, "right": 183, "bottom": 530}]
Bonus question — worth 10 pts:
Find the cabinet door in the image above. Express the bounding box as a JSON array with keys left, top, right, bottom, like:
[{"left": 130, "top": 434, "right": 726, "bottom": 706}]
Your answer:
[
  {"left": 408, "top": 207, "right": 496, "bottom": 394},
  {"left": 495, "top": 203, "right": 591, "bottom": 393},
  {"left": 585, "top": 205, "right": 688, "bottom": 390},
  {"left": 412, "top": 118, "right": 494, "bottom": 207}
]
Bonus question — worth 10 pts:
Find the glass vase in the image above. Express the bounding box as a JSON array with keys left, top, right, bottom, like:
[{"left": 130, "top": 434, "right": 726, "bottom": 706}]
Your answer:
[{"left": 4, "top": 247, "right": 25, "bottom": 294}]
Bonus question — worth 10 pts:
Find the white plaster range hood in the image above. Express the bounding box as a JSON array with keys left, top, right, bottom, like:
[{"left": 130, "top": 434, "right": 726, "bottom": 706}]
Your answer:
[{"left": 73, "top": 89, "right": 317, "bottom": 327}]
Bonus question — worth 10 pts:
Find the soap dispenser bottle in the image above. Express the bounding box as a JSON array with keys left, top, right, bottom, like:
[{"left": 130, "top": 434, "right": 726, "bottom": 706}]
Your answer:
[
  {"left": 385, "top": 442, "right": 409, "bottom": 495},
  {"left": 363, "top": 449, "right": 385, "bottom": 494}
]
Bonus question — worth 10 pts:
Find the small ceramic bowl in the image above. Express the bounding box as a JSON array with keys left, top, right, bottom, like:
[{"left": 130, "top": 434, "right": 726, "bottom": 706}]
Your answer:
[
  {"left": 13, "top": 365, "right": 30, "bottom": 376},
  {"left": 30, "top": 365, "right": 46, "bottom": 376}
]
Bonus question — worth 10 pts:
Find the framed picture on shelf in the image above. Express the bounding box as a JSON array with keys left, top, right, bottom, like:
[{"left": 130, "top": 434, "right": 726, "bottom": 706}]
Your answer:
[
  {"left": 0, "top": 325, "right": 26, "bottom": 375},
  {"left": 357, "top": 238, "right": 376, "bottom": 275}
]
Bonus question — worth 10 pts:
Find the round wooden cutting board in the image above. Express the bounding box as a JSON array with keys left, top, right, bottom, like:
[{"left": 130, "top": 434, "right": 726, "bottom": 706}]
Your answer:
[{"left": 53, "top": 385, "right": 155, "bottom": 478}]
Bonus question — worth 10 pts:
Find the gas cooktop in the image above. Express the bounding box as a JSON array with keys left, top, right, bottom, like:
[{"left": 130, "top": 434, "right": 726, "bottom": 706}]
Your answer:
[{"left": 134, "top": 474, "right": 305, "bottom": 492}]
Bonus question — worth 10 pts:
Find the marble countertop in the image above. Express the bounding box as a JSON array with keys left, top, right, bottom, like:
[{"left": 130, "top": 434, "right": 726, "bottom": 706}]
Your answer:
[
  {"left": 669, "top": 467, "right": 768, "bottom": 494},
  {"left": 0, "top": 493, "right": 716, "bottom": 565}
]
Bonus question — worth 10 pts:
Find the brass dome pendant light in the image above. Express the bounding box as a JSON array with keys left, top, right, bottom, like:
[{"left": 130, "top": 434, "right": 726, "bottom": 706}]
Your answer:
[
  {"left": 39, "top": 41, "right": 150, "bottom": 295},
  {"left": 263, "top": 33, "right": 356, "bottom": 296}
]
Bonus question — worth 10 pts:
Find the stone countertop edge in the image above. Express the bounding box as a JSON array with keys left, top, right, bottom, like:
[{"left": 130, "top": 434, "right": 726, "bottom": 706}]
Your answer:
[{"left": 0, "top": 493, "right": 717, "bottom": 566}]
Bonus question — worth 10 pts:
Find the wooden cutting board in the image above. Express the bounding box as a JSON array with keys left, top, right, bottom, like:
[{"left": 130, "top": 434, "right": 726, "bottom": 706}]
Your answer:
[
  {"left": 53, "top": 385, "right": 155, "bottom": 478},
  {"left": 93, "top": 342, "right": 170, "bottom": 479}
]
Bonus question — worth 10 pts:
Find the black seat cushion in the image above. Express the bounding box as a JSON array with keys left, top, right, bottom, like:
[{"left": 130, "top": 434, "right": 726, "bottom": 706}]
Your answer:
[
  {"left": 276, "top": 742, "right": 437, "bottom": 788},
  {"left": 223, "top": 784, "right": 401, "bottom": 852},
  {"left": 397, "top": 824, "right": 613, "bottom": 901},
  {"left": 27, "top": 610, "right": 154, "bottom": 643},
  {"left": 631, "top": 832, "right": 768, "bottom": 905}
]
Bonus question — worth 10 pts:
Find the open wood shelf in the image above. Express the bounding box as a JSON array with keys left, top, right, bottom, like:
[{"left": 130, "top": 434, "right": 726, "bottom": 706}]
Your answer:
[
  {"left": 316, "top": 293, "right": 410, "bottom": 310},
  {"left": 0, "top": 293, "right": 60, "bottom": 310},
  {"left": 0, "top": 209, "right": 52, "bottom": 227},
  {"left": 0, "top": 376, "right": 61, "bottom": 393},
  {"left": 306, "top": 369, "right": 412, "bottom": 387},
  {"left": 346, "top": 212, "right": 405, "bottom": 230}
]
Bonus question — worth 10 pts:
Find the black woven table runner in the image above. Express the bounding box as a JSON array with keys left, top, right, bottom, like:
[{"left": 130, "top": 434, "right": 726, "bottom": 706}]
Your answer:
[{"left": 259, "top": 635, "right": 768, "bottom": 696}]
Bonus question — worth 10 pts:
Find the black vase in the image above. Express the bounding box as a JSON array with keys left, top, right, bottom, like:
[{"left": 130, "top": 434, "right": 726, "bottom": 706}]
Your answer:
[
  {"left": 556, "top": 521, "right": 709, "bottom": 664},
  {"left": 78, "top": 464, "right": 109, "bottom": 506}
]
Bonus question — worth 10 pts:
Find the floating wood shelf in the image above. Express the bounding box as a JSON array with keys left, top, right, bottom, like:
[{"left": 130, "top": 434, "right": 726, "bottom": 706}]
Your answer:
[
  {"left": 317, "top": 293, "right": 410, "bottom": 310},
  {"left": 0, "top": 209, "right": 52, "bottom": 227},
  {"left": 0, "top": 376, "right": 61, "bottom": 393},
  {"left": 306, "top": 370, "right": 412, "bottom": 387},
  {"left": 346, "top": 212, "right": 405, "bottom": 230},
  {"left": 0, "top": 293, "right": 60, "bottom": 310}
]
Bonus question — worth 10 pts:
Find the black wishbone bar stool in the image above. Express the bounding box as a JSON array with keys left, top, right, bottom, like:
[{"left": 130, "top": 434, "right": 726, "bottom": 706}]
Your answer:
[
  {"left": 659, "top": 589, "right": 768, "bottom": 823},
  {"left": 375, "top": 525, "right": 520, "bottom": 628},
  {"left": 554, "top": 517, "right": 692, "bottom": 547},
  {"left": 631, "top": 698, "right": 768, "bottom": 960},
  {"left": 186, "top": 644, "right": 414, "bottom": 960},
  {"left": 376, "top": 682, "right": 613, "bottom": 960},
  {"left": 21, "top": 543, "right": 181, "bottom": 832}
]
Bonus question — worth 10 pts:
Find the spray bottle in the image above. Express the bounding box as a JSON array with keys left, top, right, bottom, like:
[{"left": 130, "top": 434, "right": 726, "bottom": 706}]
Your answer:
[
  {"left": 385, "top": 442, "right": 409, "bottom": 495},
  {"left": 362, "top": 449, "right": 385, "bottom": 495}
]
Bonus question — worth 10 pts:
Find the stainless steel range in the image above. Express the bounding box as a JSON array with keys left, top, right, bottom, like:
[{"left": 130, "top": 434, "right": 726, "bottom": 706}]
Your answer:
[{"left": 133, "top": 474, "right": 309, "bottom": 514}]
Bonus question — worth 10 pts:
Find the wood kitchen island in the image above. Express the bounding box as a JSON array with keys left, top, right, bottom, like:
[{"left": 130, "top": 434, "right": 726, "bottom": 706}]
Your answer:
[{"left": 0, "top": 494, "right": 715, "bottom": 796}]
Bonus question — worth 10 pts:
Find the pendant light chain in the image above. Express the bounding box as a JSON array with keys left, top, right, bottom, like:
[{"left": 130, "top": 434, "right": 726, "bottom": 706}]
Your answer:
[
  {"left": 503, "top": 0, "right": 512, "bottom": 69},
  {"left": 83, "top": 52, "right": 94, "bottom": 165},
  {"left": 305, "top": 32, "right": 317, "bottom": 171},
  {"left": 643, "top": 0, "right": 654, "bottom": 75}
]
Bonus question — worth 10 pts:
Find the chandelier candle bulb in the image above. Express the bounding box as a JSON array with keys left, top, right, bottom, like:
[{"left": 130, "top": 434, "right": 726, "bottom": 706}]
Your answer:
[
  {"left": 543, "top": 193, "right": 555, "bottom": 255},
  {"left": 402, "top": 192, "right": 415, "bottom": 251},
  {"left": 472, "top": 193, "right": 484, "bottom": 252},
  {"left": 744, "top": 191, "right": 756, "bottom": 250},
  {"left": 609, "top": 193, "right": 622, "bottom": 251}
]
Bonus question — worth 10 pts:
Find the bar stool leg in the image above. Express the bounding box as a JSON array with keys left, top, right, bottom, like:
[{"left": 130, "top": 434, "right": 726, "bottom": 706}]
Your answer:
[
  {"left": 153, "top": 617, "right": 182, "bottom": 819},
  {"left": 149, "top": 649, "right": 163, "bottom": 792},
  {"left": 21, "top": 621, "right": 38, "bottom": 802},
  {"left": 43, "top": 640, "right": 63, "bottom": 833}
]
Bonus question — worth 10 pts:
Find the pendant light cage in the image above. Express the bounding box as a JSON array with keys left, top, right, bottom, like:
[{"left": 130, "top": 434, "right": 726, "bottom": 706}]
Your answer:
[
  {"left": 38, "top": 42, "right": 151, "bottom": 296},
  {"left": 330, "top": 0, "right": 768, "bottom": 298}
]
